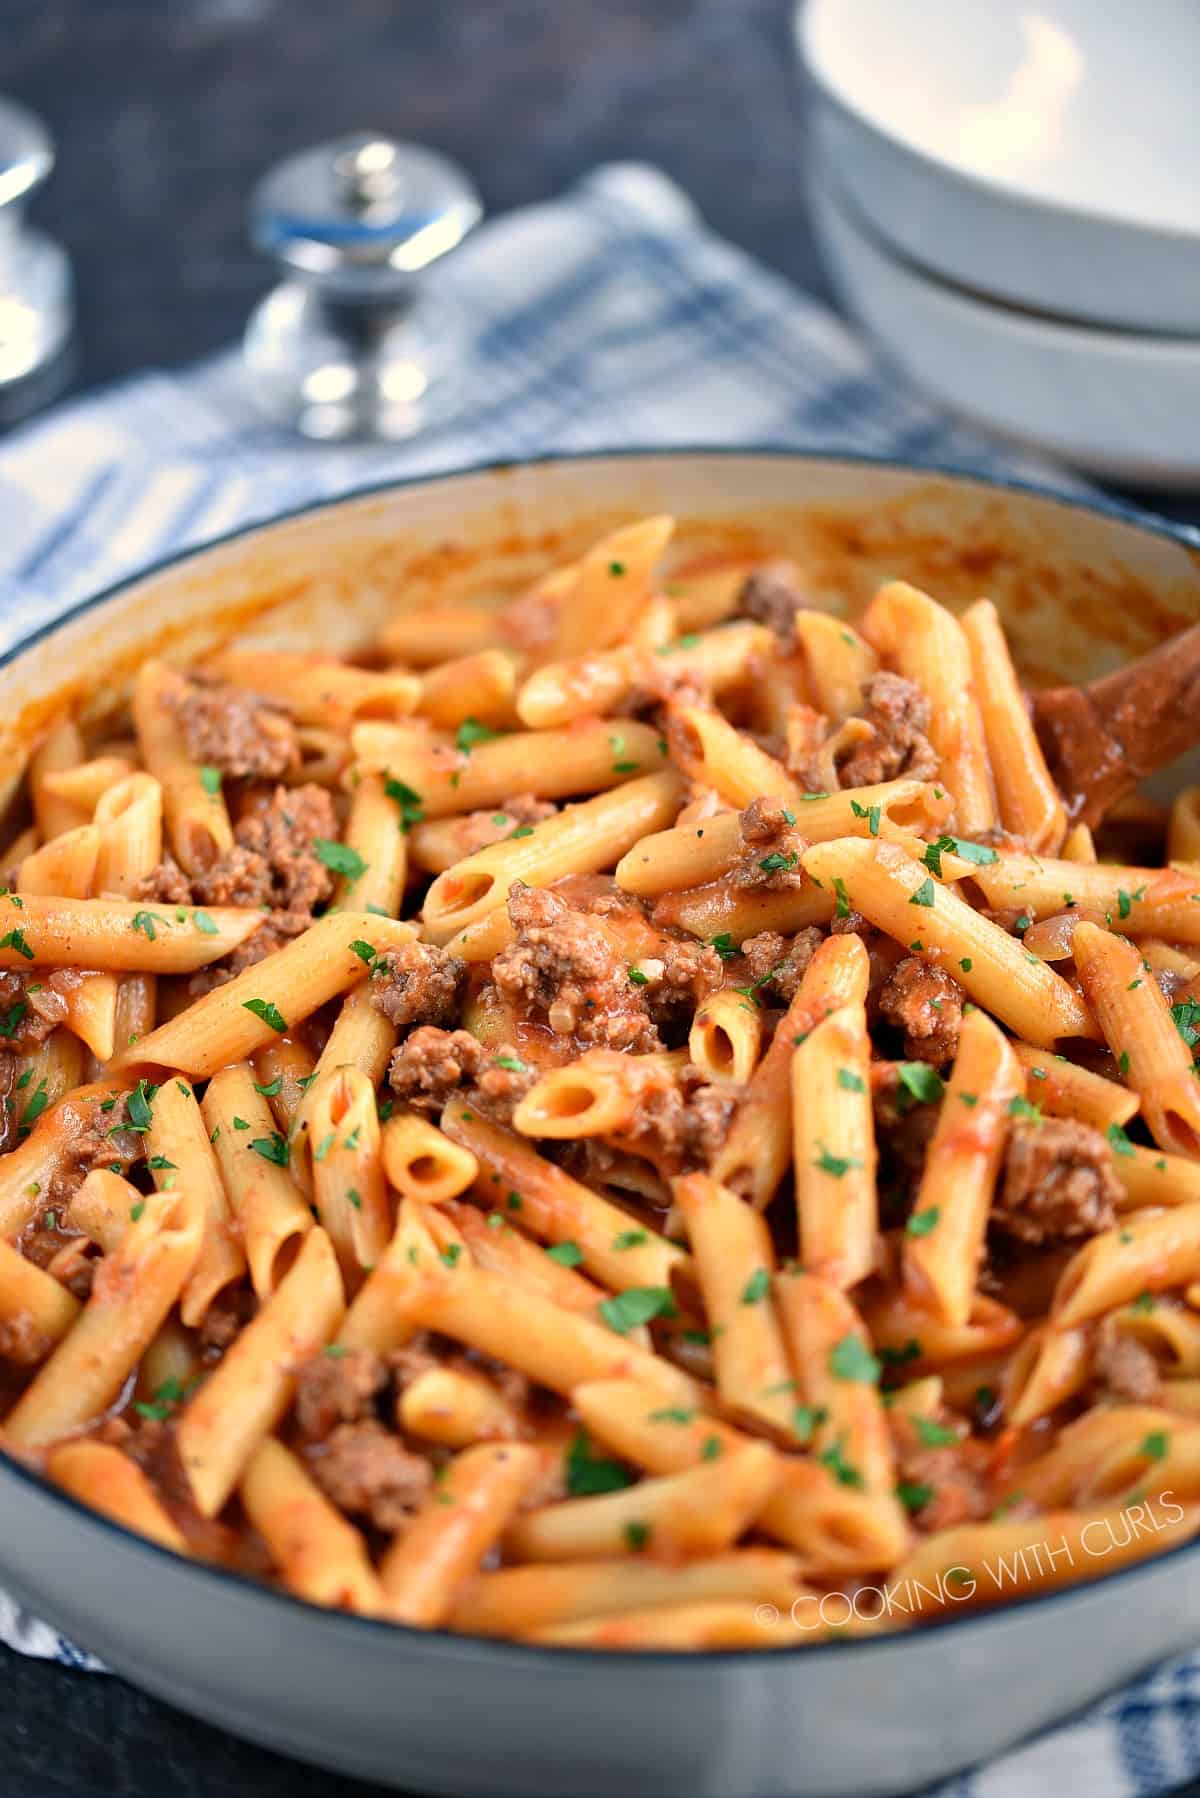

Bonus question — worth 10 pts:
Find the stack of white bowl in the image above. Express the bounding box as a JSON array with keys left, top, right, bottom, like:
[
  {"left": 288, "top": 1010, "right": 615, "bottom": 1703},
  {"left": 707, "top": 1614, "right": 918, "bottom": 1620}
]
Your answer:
[{"left": 797, "top": 0, "right": 1200, "bottom": 487}]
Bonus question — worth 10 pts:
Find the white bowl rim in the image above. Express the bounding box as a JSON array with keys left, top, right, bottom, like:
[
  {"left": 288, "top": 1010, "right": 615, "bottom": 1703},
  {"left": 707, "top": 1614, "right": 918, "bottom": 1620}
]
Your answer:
[
  {"left": 815, "top": 173, "right": 1200, "bottom": 360},
  {"left": 796, "top": 0, "right": 1200, "bottom": 251},
  {"left": 4, "top": 443, "right": 1200, "bottom": 1666}
]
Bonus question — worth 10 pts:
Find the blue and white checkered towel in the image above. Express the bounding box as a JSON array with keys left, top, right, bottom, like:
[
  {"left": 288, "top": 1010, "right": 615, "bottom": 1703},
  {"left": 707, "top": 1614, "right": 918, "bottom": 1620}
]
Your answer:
[{"left": 0, "top": 162, "right": 1195, "bottom": 1797}]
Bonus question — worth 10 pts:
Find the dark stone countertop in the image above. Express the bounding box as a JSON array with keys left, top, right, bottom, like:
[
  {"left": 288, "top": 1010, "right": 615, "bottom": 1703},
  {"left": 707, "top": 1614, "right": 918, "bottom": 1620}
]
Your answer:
[{"left": 2, "top": 3, "right": 1200, "bottom": 1794}]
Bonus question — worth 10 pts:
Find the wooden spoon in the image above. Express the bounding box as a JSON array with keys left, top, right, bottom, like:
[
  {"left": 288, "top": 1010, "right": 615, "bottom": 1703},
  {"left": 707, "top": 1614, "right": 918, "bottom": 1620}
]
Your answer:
[{"left": 1031, "top": 622, "right": 1200, "bottom": 827}]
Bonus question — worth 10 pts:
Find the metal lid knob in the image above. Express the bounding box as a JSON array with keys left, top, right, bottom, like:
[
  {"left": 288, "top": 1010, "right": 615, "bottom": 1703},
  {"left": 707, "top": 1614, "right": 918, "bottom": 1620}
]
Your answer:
[
  {"left": 243, "top": 132, "right": 483, "bottom": 439},
  {"left": 0, "top": 97, "right": 74, "bottom": 423}
]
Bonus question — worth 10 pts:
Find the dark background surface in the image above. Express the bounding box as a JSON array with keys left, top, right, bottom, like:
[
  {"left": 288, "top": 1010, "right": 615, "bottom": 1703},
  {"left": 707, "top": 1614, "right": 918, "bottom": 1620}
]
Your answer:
[{"left": 3, "top": 2, "right": 1200, "bottom": 1795}]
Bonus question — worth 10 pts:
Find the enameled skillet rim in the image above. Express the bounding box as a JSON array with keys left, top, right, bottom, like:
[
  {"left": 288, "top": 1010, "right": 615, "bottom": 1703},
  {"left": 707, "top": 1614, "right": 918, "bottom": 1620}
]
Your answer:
[{"left": 4, "top": 443, "right": 1199, "bottom": 1669}]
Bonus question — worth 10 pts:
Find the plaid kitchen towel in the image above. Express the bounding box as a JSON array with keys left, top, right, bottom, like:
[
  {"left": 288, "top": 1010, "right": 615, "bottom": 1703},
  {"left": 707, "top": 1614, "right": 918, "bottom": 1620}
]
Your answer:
[{"left": 0, "top": 163, "right": 1196, "bottom": 1797}]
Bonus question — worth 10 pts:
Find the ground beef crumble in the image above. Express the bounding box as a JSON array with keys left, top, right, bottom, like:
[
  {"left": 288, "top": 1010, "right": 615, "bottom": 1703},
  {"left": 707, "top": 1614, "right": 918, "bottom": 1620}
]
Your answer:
[
  {"left": 740, "top": 927, "right": 823, "bottom": 1003},
  {"left": 371, "top": 942, "right": 466, "bottom": 1032},
  {"left": 879, "top": 957, "right": 964, "bottom": 1064},
  {"left": 137, "top": 783, "right": 338, "bottom": 988},
  {"left": 473, "top": 1046, "right": 538, "bottom": 1122},
  {"left": 303, "top": 1423, "right": 434, "bottom": 1533},
  {"left": 197, "top": 1288, "right": 257, "bottom": 1360},
  {"left": 291, "top": 1345, "right": 434, "bottom": 1532},
  {"left": 1092, "top": 1315, "right": 1160, "bottom": 1402},
  {"left": 169, "top": 679, "right": 299, "bottom": 780},
  {"left": 294, "top": 1347, "right": 385, "bottom": 1439},
  {"left": 492, "top": 884, "right": 659, "bottom": 1051},
  {"left": 388, "top": 1026, "right": 486, "bottom": 1112},
  {"left": 872, "top": 1061, "right": 942, "bottom": 1212},
  {"left": 892, "top": 1414, "right": 991, "bottom": 1532},
  {"left": 450, "top": 795, "right": 557, "bottom": 858},
  {"left": 229, "top": 783, "right": 337, "bottom": 912},
  {"left": 993, "top": 1117, "right": 1121, "bottom": 1245},
  {"left": 732, "top": 797, "right": 807, "bottom": 890},
  {"left": 735, "top": 561, "right": 809, "bottom": 646},
  {"left": 836, "top": 672, "right": 940, "bottom": 789},
  {"left": 45, "top": 1092, "right": 143, "bottom": 1206},
  {"left": 0, "top": 968, "right": 85, "bottom": 1054}
]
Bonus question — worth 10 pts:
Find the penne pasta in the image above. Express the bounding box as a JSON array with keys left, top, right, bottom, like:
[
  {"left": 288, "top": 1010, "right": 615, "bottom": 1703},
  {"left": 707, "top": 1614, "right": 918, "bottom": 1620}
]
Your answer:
[{"left": 113, "top": 912, "right": 415, "bottom": 1076}]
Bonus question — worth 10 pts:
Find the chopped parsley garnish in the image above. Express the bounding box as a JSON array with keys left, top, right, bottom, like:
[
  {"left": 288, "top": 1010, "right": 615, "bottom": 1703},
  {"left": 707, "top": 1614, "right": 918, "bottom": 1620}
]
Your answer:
[
  {"left": 813, "top": 1143, "right": 862, "bottom": 1178},
  {"left": 384, "top": 776, "right": 424, "bottom": 830},
  {"left": 1107, "top": 1121, "right": 1135, "bottom": 1158},
  {"left": 545, "top": 1241, "right": 584, "bottom": 1267},
  {"left": 565, "top": 1428, "right": 633, "bottom": 1497},
  {"left": 130, "top": 909, "right": 167, "bottom": 942},
  {"left": 249, "top": 1133, "right": 289, "bottom": 1166},
  {"left": 897, "top": 1480, "right": 934, "bottom": 1514},
  {"left": 959, "top": 957, "right": 973, "bottom": 973},
  {"left": 134, "top": 1374, "right": 196, "bottom": 1422},
  {"left": 913, "top": 1416, "right": 958, "bottom": 1447},
  {"left": 648, "top": 1406, "right": 695, "bottom": 1424},
  {"left": 0, "top": 927, "right": 33, "bottom": 960},
  {"left": 624, "top": 1521, "right": 651, "bottom": 1551},
  {"left": 793, "top": 1404, "right": 829, "bottom": 1444},
  {"left": 906, "top": 1206, "right": 940, "bottom": 1238},
  {"left": 833, "top": 876, "right": 852, "bottom": 920},
  {"left": 701, "top": 1435, "right": 722, "bottom": 1460},
  {"left": 922, "top": 836, "right": 999, "bottom": 877},
  {"left": 243, "top": 997, "right": 287, "bottom": 1033},
  {"left": 129, "top": 1201, "right": 146, "bottom": 1222},
  {"left": 740, "top": 1268, "right": 771, "bottom": 1305},
  {"left": 837, "top": 1067, "right": 866, "bottom": 1093},
  {"left": 613, "top": 1228, "right": 648, "bottom": 1250},
  {"left": 312, "top": 839, "right": 367, "bottom": 881},
  {"left": 0, "top": 1000, "right": 26, "bottom": 1039},
  {"left": 599, "top": 1286, "right": 678, "bottom": 1334},
  {"left": 829, "top": 1335, "right": 881, "bottom": 1383},
  {"left": 199, "top": 765, "right": 222, "bottom": 796},
  {"left": 627, "top": 967, "right": 649, "bottom": 986},
  {"left": 850, "top": 798, "right": 881, "bottom": 836},
  {"left": 1118, "top": 1051, "right": 1131, "bottom": 1075},
  {"left": 254, "top": 1076, "right": 283, "bottom": 1097},
  {"left": 147, "top": 1155, "right": 176, "bottom": 1171},
  {"left": 898, "top": 1063, "right": 944, "bottom": 1105},
  {"left": 800, "top": 792, "right": 830, "bottom": 802},
  {"left": 879, "top": 1338, "right": 922, "bottom": 1368},
  {"left": 193, "top": 909, "right": 219, "bottom": 935},
  {"left": 908, "top": 877, "right": 936, "bottom": 908},
  {"left": 19, "top": 1079, "right": 48, "bottom": 1130},
  {"left": 312, "top": 1131, "right": 335, "bottom": 1163},
  {"left": 608, "top": 560, "right": 626, "bottom": 577},
  {"left": 1008, "top": 1095, "right": 1042, "bottom": 1123},
  {"left": 1131, "top": 1290, "right": 1156, "bottom": 1313},
  {"left": 711, "top": 933, "right": 740, "bottom": 962},
  {"left": 127, "top": 1079, "right": 156, "bottom": 1132},
  {"left": 456, "top": 717, "right": 502, "bottom": 753},
  {"left": 508, "top": 825, "right": 535, "bottom": 839},
  {"left": 439, "top": 1244, "right": 463, "bottom": 1268},
  {"left": 1117, "top": 885, "right": 1146, "bottom": 920},
  {"left": 1172, "top": 999, "right": 1200, "bottom": 1049},
  {"left": 759, "top": 851, "right": 797, "bottom": 875},
  {"left": 349, "top": 939, "right": 379, "bottom": 970},
  {"left": 818, "top": 1437, "right": 864, "bottom": 1489},
  {"left": 1140, "top": 1430, "right": 1169, "bottom": 1461}
]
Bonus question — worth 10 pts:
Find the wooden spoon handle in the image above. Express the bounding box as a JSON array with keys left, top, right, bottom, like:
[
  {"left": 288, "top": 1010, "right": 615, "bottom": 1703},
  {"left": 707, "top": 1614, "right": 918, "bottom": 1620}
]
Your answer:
[{"left": 1031, "top": 623, "right": 1200, "bottom": 827}]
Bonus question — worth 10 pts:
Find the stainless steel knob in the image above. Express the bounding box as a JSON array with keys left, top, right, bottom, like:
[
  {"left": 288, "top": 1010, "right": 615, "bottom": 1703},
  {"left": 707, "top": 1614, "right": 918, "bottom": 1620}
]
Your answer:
[
  {"left": 243, "top": 132, "right": 483, "bottom": 441},
  {"left": 0, "top": 98, "right": 74, "bottom": 424}
]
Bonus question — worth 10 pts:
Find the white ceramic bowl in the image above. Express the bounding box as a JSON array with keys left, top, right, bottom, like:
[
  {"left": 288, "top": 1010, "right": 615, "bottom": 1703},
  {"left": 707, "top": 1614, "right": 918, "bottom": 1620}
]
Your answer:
[
  {"left": 2, "top": 453, "right": 1200, "bottom": 1796},
  {"left": 798, "top": 0, "right": 1200, "bottom": 335},
  {"left": 808, "top": 169, "right": 1200, "bottom": 488}
]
